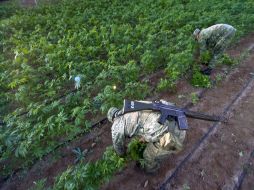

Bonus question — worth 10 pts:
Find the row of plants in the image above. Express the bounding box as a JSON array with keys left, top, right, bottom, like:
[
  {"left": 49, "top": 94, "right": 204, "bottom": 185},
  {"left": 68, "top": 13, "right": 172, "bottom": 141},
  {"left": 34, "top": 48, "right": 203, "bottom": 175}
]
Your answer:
[
  {"left": 1, "top": 0, "right": 254, "bottom": 187},
  {"left": 30, "top": 139, "right": 144, "bottom": 190}
]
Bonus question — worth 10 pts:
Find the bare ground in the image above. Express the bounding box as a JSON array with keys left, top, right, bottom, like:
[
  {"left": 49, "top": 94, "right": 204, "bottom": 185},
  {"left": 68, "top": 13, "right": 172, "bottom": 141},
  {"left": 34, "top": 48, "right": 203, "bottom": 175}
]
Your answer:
[{"left": 1, "top": 33, "right": 254, "bottom": 190}]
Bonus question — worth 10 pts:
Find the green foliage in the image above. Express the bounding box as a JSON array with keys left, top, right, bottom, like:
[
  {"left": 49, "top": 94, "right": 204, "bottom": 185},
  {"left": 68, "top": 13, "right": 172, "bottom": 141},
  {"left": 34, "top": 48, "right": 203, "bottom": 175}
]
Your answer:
[
  {"left": 165, "top": 50, "right": 194, "bottom": 83},
  {"left": 28, "top": 178, "right": 48, "bottom": 190},
  {"left": 182, "top": 183, "right": 191, "bottom": 190},
  {"left": 0, "top": 0, "right": 18, "bottom": 20},
  {"left": 157, "top": 78, "right": 174, "bottom": 92},
  {"left": 191, "top": 71, "right": 211, "bottom": 88},
  {"left": 53, "top": 147, "right": 125, "bottom": 190},
  {"left": 200, "top": 50, "right": 212, "bottom": 65},
  {"left": 1, "top": 0, "right": 254, "bottom": 183},
  {"left": 215, "top": 73, "right": 223, "bottom": 84},
  {"left": 72, "top": 147, "right": 88, "bottom": 163},
  {"left": 127, "top": 138, "right": 146, "bottom": 161},
  {"left": 190, "top": 92, "right": 199, "bottom": 104},
  {"left": 218, "top": 54, "right": 237, "bottom": 66}
]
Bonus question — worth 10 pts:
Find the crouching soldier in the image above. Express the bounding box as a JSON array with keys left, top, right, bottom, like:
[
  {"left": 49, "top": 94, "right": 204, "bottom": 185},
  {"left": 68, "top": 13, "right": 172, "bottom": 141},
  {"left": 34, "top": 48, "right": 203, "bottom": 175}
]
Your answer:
[
  {"left": 193, "top": 24, "right": 236, "bottom": 75},
  {"left": 107, "top": 100, "right": 186, "bottom": 173}
]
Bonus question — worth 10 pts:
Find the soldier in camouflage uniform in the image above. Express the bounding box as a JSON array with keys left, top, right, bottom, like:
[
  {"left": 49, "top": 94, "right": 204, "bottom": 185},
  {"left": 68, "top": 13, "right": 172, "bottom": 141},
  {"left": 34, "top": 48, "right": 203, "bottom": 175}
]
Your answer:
[
  {"left": 107, "top": 100, "right": 186, "bottom": 173},
  {"left": 193, "top": 24, "right": 236, "bottom": 75}
]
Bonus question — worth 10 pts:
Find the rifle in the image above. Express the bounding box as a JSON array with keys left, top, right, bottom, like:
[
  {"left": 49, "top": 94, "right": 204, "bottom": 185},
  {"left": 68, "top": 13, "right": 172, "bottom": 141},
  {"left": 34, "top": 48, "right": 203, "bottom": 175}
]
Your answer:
[{"left": 122, "top": 99, "right": 222, "bottom": 130}]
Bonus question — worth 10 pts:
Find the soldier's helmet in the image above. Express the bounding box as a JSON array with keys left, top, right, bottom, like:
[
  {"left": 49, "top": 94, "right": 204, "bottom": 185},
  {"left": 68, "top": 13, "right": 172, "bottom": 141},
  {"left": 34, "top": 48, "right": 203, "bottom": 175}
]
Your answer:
[
  {"left": 107, "top": 107, "right": 120, "bottom": 123},
  {"left": 193, "top": 28, "right": 201, "bottom": 38}
]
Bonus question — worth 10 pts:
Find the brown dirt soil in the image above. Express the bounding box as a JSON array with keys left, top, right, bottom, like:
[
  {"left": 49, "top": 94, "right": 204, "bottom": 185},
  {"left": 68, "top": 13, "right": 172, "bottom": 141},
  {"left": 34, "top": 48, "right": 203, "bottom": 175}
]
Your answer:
[
  {"left": 239, "top": 151, "right": 254, "bottom": 190},
  {"left": 1, "top": 33, "right": 254, "bottom": 190},
  {"left": 166, "top": 74, "right": 254, "bottom": 190},
  {"left": 21, "top": 0, "right": 36, "bottom": 6}
]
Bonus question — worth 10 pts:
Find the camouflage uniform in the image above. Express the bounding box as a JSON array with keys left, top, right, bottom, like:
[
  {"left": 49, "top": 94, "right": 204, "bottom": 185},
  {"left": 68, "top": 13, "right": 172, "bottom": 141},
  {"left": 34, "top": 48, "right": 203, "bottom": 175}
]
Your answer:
[
  {"left": 110, "top": 101, "right": 186, "bottom": 173},
  {"left": 196, "top": 24, "right": 236, "bottom": 67}
]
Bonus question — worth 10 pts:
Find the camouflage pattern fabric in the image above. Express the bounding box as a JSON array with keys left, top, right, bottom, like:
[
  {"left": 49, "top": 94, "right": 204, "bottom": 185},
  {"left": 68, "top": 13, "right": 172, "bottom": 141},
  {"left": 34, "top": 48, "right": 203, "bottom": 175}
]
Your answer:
[
  {"left": 111, "top": 100, "right": 186, "bottom": 173},
  {"left": 198, "top": 24, "right": 236, "bottom": 67}
]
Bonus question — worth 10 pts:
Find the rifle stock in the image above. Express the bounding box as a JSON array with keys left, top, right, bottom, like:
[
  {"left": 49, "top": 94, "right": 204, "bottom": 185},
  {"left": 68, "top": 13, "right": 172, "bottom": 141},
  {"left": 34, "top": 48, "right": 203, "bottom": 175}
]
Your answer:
[{"left": 123, "top": 100, "right": 154, "bottom": 113}]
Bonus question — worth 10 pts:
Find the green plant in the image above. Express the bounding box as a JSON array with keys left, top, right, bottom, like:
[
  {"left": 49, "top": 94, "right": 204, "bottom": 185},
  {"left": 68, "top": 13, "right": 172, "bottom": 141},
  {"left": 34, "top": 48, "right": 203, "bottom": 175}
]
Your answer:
[
  {"left": 218, "top": 54, "right": 237, "bottom": 65},
  {"left": 190, "top": 92, "right": 199, "bottom": 104},
  {"left": 127, "top": 138, "right": 147, "bottom": 161},
  {"left": 200, "top": 50, "right": 212, "bottom": 65},
  {"left": 29, "top": 178, "right": 47, "bottom": 190},
  {"left": 53, "top": 147, "right": 125, "bottom": 190},
  {"left": 72, "top": 147, "right": 88, "bottom": 163},
  {"left": 182, "top": 183, "right": 191, "bottom": 190},
  {"left": 215, "top": 73, "right": 223, "bottom": 84},
  {"left": 156, "top": 78, "right": 174, "bottom": 92},
  {"left": 191, "top": 71, "right": 211, "bottom": 88}
]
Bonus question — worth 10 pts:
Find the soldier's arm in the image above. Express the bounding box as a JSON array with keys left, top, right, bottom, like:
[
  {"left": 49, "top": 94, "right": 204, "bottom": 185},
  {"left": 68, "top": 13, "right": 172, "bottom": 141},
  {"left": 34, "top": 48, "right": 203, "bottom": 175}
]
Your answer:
[
  {"left": 198, "top": 37, "right": 207, "bottom": 56},
  {"left": 111, "top": 118, "right": 126, "bottom": 156},
  {"left": 193, "top": 42, "right": 201, "bottom": 63}
]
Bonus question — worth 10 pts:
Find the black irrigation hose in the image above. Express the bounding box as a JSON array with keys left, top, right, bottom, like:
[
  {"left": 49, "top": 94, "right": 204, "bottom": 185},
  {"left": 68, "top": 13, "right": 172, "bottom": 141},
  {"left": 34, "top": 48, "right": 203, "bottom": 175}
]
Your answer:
[
  {"left": 1, "top": 117, "right": 108, "bottom": 184},
  {"left": 234, "top": 150, "right": 254, "bottom": 190},
  {"left": 159, "top": 75, "right": 254, "bottom": 190},
  {"left": 0, "top": 88, "right": 78, "bottom": 125}
]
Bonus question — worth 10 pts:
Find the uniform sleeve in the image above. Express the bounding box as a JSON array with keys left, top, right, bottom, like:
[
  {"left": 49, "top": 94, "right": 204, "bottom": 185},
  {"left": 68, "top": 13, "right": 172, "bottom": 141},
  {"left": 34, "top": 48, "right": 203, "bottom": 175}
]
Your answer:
[
  {"left": 111, "top": 117, "right": 126, "bottom": 156},
  {"left": 198, "top": 36, "right": 207, "bottom": 56}
]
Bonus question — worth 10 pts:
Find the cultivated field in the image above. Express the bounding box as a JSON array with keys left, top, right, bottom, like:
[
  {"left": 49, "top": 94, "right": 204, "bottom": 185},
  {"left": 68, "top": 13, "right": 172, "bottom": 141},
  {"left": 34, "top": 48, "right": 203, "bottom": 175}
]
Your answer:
[{"left": 0, "top": 0, "right": 254, "bottom": 189}]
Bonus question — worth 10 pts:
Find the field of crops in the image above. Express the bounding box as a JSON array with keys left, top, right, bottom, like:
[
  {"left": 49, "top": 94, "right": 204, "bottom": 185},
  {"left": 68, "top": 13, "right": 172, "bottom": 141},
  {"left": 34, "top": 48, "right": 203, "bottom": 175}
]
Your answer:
[{"left": 1, "top": 0, "right": 254, "bottom": 189}]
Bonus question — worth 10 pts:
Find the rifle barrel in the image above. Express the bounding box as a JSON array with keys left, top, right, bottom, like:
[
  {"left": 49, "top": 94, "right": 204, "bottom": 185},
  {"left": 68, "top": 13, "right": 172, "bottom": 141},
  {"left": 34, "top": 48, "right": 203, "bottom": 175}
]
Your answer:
[{"left": 184, "top": 110, "right": 221, "bottom": 122}]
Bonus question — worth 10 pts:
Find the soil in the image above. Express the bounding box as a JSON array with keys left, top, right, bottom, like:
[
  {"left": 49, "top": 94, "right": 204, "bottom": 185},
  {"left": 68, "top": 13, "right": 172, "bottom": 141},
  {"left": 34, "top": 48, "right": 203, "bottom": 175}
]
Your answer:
[
  {"left": 21, "top": 0, "right": 37, "bottom": 6},
  {"left": 1, "top": 32, "right": 254, "bottom": 190}
]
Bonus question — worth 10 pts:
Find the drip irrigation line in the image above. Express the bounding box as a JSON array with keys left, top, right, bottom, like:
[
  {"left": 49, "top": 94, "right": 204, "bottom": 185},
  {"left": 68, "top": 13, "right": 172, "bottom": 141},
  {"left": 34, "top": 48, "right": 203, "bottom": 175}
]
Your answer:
[
  {"left": 0, "top": 88, "right": 78, "bottom": 125},
  {"left": 159, "top": 75, "right": 254, "bottom": 190},
  {"left": 234, "top": 150, "right": 254, "bottom": 190},
  {"left": 1, "top": 117, "right": 108, "bottom": 183}
]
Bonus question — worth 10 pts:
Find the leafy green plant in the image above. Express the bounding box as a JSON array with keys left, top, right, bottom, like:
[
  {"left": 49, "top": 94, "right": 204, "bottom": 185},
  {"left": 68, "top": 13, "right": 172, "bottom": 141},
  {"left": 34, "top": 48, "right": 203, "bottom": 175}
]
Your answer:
[
  {"left": 191, "top": 71, "right": 211, "bottom": 88},
  {"left": 200, "top": 50, "right": 212, "bottom": 65},
  {"left": 53, "top": 147, "right": 125, "bottom": 190},
  {"left": 182, "top": 183, "right": 191, "bottom": 190},
  {"left": 218, "top": 54, "right": 237, "bottom": 65},
  {"left": 29, "top": 178, "right": 47, "bottom": 190},
  {"left": 127, "top": 138, "right": 147, "bottom": 161},
  {"left": 72, "top": 147, "right": 88, "bottom": 163},
  {"left": 190, "top": 92, "right": 199, "bottom": 104},
  {"left": 156, "top": 78, "right": 174, "bottom": 92},
  {"left": 215, "top": 73, "right": 223, "bottom": 84}
]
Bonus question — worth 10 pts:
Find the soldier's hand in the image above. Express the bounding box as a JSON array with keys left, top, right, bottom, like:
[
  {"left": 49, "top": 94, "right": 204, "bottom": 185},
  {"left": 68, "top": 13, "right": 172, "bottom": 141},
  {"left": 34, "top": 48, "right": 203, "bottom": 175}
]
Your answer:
[{"left": 139, "top": 137, "right": 146, "bottom": 143}]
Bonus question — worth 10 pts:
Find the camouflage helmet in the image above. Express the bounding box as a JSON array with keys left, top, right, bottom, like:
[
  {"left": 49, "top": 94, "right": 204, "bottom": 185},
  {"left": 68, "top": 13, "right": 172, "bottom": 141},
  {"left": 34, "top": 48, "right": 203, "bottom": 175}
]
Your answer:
[
  {"left": 193, "top": 28, "right": 201, "bottom": 37},
  {"left": 107, "top": 107, "right": 119, "bottom": 123}
]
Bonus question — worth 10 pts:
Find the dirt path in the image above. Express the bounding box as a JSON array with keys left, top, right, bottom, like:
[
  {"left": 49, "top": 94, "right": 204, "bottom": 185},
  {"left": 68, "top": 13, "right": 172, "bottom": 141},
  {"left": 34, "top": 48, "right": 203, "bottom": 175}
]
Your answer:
[{"left": 1, "top": 33, "right": 254, "bottom": 190}]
